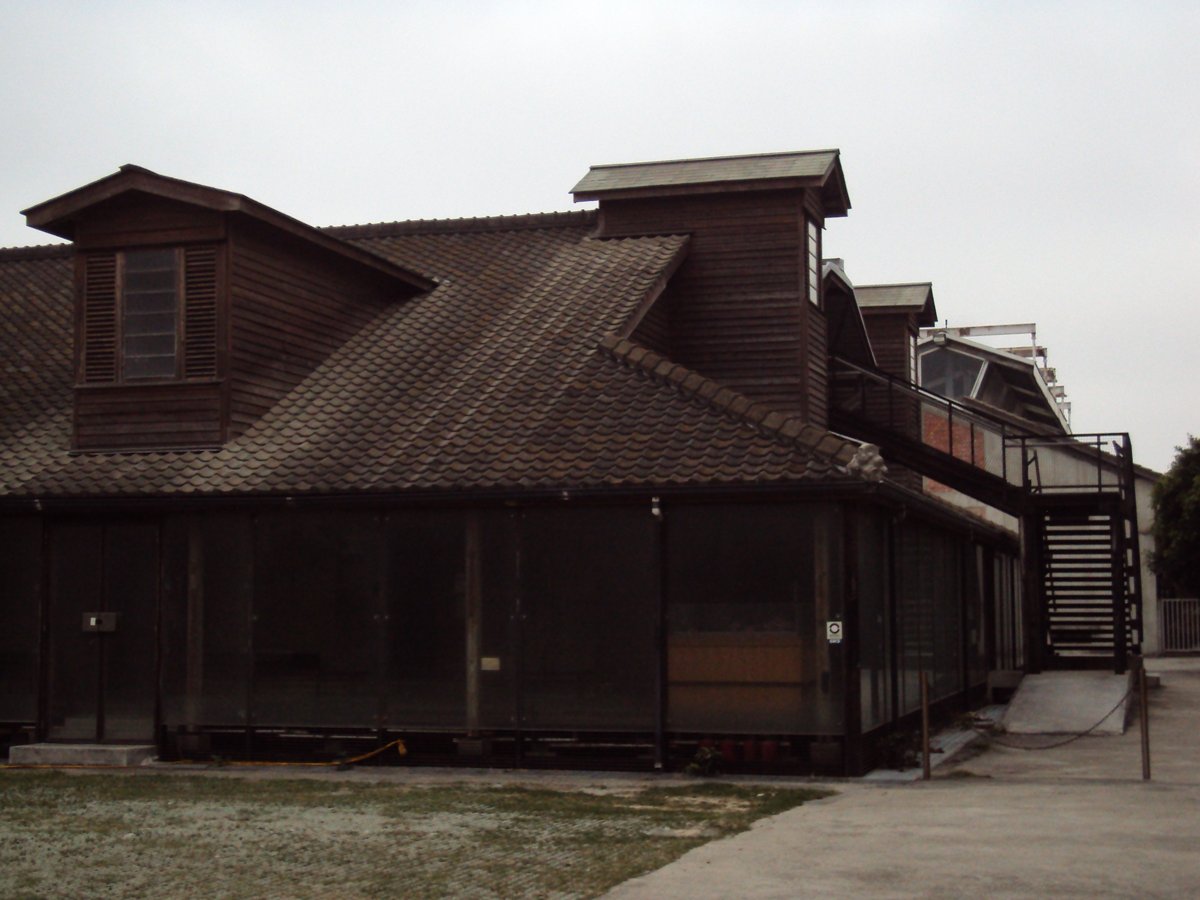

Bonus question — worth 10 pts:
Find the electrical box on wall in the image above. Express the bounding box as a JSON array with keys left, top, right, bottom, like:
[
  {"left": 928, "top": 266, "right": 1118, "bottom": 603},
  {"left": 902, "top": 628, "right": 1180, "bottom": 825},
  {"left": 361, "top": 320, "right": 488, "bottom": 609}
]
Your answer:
[{"left": 82, "top": 612, "right": 118, "bottom": 633}]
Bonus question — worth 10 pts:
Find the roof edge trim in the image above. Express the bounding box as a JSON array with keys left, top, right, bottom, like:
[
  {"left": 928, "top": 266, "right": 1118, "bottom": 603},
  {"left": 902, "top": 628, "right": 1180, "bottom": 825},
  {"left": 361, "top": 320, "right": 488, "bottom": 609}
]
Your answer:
[{"left": 22, "top": 165, "right": 435, "bottom": 293}]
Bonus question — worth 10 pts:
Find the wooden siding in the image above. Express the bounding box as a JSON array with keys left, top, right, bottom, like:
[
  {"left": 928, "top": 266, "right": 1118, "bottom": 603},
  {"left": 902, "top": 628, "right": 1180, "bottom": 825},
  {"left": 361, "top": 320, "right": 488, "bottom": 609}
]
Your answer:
[
  {"left": 861, "top": 311, "right": 922, "bottom": 488},
  {"left": 599, "top": 191, "right": 817, "bottom": 418},
  {"left": 629, "top": 297, "right": 672, "bottom": 355},
  {"left": 861, "top": 313, "right": 914, "bottom": 382},
  {"left": 75, "top": 382, "right": 223, "bottom": 450},
  {"left": 227, "top": 222, "right": 399, "bottom": 438},
  {"left": 72, "top": 195, "right": 225, "bottom": 249}
]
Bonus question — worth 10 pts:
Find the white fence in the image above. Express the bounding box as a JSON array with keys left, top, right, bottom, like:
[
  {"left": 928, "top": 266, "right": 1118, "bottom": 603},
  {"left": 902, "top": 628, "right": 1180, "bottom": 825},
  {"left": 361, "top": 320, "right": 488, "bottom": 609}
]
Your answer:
[{"left": 1160, "top": 598, "right": 1200, "bottom": 653}]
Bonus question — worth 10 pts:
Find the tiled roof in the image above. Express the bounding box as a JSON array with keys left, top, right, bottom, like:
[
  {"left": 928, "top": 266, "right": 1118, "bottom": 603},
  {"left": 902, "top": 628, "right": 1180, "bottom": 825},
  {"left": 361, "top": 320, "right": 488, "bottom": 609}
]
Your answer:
[
  {"left": 572, "top": 150, "right": 839, "bottom": 196},
  {"left": 855, "top": 282, "right": 934, "bottom": 310},
  {"left": 0, "top": 214, "right": 882, "bottom": 499},
  {"left": 856, "top": 282, "right": 938, "bottom": 327}
]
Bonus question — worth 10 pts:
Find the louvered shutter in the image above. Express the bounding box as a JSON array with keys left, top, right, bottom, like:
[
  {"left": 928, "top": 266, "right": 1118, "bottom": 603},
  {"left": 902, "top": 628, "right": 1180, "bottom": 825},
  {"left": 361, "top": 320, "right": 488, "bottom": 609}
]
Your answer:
[
  {"left": 183, "top": 246, "right": 218, "bottom": 378},
  {"left": 81, "top": 252, "right": 118, "bottom": 383}
]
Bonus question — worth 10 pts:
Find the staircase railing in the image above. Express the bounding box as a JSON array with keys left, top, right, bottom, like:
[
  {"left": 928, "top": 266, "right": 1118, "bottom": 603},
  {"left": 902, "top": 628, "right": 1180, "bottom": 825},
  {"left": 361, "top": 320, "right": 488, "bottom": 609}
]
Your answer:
[
  {"left": 831, "top": 357, "right": 1143, "bottom": 672},
  {"left": 1004, "top": 433, "right": 1132, "bottom": 497},
  {"left": 832, "top": 357, "right": 1137, "bottom": 503},
  {"left": 830, "top": 356, "right": 1034, "bottom": 491}
]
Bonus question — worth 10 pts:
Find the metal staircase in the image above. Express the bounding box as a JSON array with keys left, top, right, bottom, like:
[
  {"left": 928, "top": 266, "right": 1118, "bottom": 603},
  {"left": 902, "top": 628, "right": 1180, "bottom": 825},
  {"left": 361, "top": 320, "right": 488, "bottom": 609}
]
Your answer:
[{"left": 830, "top": 358, "right": 1142, "bottom": 673}]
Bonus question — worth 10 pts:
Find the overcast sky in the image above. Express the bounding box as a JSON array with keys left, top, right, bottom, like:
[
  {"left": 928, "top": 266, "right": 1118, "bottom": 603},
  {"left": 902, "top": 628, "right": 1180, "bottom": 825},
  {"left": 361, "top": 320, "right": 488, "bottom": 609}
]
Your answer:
[{"left": 1, "top": 1, "right": 1195, "bottom": 472}]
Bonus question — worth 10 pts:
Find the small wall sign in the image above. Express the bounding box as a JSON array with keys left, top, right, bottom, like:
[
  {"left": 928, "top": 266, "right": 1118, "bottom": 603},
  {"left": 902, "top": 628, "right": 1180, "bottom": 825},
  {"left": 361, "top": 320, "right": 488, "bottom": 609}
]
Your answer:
[{"left": 826, "top": 620, "right": 843, "bottom": 644}]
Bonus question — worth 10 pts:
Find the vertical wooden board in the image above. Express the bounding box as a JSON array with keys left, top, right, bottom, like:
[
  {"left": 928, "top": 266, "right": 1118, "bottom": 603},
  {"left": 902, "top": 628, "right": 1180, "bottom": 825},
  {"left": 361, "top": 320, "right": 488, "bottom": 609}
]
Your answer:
[
  {"left": 599, "top": 191, "right": 815, "bottom": 417},
  {"left": 464, "top": 513, "right": 482, "bottom": 734}
]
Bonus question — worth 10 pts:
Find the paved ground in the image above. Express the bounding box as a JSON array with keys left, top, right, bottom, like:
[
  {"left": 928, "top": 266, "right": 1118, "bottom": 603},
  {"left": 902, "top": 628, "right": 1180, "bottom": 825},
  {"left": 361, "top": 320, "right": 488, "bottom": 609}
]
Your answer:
[{"left": 607, "top": 657, "right": 1200, "bottom": 899}]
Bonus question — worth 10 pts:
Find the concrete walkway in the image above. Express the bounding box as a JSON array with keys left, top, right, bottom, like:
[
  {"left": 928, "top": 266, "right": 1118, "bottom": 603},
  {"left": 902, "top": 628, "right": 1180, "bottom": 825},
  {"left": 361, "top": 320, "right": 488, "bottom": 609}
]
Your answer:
[{"left": 607, "top": 658, "right": 1200, "bottom": 899}]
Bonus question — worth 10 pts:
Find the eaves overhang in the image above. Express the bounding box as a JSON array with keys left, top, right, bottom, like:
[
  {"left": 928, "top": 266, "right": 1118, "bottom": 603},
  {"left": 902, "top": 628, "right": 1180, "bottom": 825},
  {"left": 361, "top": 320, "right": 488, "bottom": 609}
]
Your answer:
[
  {"left": 572, "top": 149, "right": 851, "bottom": 218},
  {"left": 22, "top": 165, "right": 436, "bottom": 294}
]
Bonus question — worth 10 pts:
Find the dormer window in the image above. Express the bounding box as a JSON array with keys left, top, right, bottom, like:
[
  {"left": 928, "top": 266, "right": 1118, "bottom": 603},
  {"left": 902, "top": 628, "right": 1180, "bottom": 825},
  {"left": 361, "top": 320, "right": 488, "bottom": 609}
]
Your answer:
[
  {"left": 80, "top": 245, "right": 218, "bottom": 385},
  {"left": 24, "top": 163, "right": 433, "bottom": 450}
]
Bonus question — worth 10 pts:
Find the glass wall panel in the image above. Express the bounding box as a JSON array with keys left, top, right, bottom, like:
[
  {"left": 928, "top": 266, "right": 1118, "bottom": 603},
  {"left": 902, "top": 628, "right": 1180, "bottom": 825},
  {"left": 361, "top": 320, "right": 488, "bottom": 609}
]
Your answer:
[
  {"left": 965, "top": 546, "right": 987, "bottom": 688},
  {"left": 993, "top": 551, "right": 1024, "bottom": 671},
  {"left": 856, "top": 511, "right": 891, "bottom": 732},
  {"left": 161, "top": 514, "right": 254, "bottom": 728},
  {"left": 252, "top": 512, "right": 383, "bottom": 727},
  {"left": 894, "top": 525, "right": 929, "bottom": 715},
  {"left": 101, "top": 523, "right": 159, "bottom": 740},
  {"left": 382, "top": 510, "right": 466, "bottom": 729},
  {"left": 479, "top": 510, "right": 519, "bottom": 731},
  {"left": 518, "top": 507, "right": 657, "bottom": 731},
  {"left": 46, "top": 524, "right": 102, "bottom": 741},
  {"left": 667, "top": 502, "right": 843, "bottom": 735},
  {"left": 0, "top": 518, "right": 41, "bottom": 723},
  {"left": 931, "top": 530, "right": 962, "bottom": 702}
]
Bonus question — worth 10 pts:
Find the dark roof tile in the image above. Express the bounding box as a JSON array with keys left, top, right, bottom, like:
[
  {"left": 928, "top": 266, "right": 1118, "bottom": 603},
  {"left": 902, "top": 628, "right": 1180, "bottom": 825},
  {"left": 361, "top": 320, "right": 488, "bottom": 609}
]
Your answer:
[{"left": 0, "top": 213, "right": 877, "bottom": 498}]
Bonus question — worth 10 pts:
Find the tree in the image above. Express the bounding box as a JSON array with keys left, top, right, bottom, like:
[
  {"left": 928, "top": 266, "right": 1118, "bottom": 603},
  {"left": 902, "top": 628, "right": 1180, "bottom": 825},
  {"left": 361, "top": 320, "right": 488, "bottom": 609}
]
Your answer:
[{"left": 1152, "top": 435, "right": 1200, "bottom": 598}]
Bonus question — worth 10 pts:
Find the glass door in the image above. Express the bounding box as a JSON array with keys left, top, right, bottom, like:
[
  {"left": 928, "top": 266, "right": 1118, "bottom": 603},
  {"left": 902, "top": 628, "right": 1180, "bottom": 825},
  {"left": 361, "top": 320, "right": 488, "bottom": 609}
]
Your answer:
[{"left": 46, "top": 521, "right": 159, "bottom": 743}]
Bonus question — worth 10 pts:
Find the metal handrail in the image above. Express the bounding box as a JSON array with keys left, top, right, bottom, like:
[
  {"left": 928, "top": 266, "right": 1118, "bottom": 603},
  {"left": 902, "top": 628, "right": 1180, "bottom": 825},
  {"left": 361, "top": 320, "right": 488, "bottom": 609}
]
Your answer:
[
  {"left": 831, "top": 357, "right": 1039, "bottom": 490},
  {"left": 1001, "top": 432, "right": 1131, "bottom": 497}
]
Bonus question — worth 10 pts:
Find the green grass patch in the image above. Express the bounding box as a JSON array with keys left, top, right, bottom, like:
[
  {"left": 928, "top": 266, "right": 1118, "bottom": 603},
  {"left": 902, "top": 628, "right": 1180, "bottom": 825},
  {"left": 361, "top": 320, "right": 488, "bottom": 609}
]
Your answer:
[{"left": 0, "top": 771, "right": 830, "bottom": 898}]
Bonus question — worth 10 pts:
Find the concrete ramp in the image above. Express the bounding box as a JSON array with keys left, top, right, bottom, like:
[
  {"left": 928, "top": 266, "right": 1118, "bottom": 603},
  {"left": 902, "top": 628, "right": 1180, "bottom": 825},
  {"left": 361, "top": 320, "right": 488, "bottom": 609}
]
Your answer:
[
  {"left": 1002, "top": 671, "right": 1131, "bottom": 735},
  {"left": 8, "top": 744, "right": 156, "bottom": 766}
]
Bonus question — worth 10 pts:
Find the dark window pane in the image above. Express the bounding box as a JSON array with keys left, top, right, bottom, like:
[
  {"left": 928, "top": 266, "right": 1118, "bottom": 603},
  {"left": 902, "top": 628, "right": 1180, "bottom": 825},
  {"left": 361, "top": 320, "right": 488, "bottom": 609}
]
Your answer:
[
  {"left": 383, "top": 511, "right": 467, "bottom": 729},
  {"left": 123, "top": 248, "right": 177, "bottom": 380},
  {"left": 667, "top": 503, "right": 843, "bottom": 734},
  {"left": 160, "top": 515, "right": 254, "bottom": 729},
  {"left": 0, "top": 518, "right": 41, "bottom": 722},
  {"left": 124, "top": 354, "right": 176, "bottom": 379},
  {"left": 125, "top": 334, "right": 175, "bottom": 356},
  {"left": 124, "top": 312, "right": 176, "bottom": 336},
  {"left": 857, "top": 511, "right": 891, "bottom": 732},
  {"left": 125, "top": 268, "right": 176, "bottom": 292},
  {"left": 126, "top": 248, "right": 176, "bottom": 270},
  {"left": 519, "top": 508, "right": 657, "bottom": 731},
  {"left": 125, "top": 290, "right": 177, "bottom": 314},
  {"left": 102, "top": 523, "right": 159, "bottom": 741},
  {"left": 252, "top": 512, "right": 383, "bottom": 728},
  {"left": 46, "top": 524, "right": 102, "bottom": 741}
]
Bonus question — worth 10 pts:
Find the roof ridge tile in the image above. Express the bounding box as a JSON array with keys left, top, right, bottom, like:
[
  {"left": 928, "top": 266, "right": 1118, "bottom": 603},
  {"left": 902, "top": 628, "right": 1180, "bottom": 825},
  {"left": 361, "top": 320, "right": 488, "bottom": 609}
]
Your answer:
[
  {"left": 324, "top": 210, "right": 597, "bottom": 239},
  {"left": 0, "top": 244, "right": 72, "bottom": 260},
  {"left": 597, "top": 335, "right": 885, "bottom": 479}
]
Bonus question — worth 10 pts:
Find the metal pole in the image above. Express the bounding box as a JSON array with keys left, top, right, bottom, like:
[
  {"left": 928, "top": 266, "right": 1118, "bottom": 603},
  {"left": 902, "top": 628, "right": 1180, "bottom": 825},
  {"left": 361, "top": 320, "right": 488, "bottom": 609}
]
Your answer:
[
  {"left": 920, "top": 670, "right": 931, "bottom": 781},
  {"left": 1140, "top": 664, "right": 1151, "bottom": 781}
]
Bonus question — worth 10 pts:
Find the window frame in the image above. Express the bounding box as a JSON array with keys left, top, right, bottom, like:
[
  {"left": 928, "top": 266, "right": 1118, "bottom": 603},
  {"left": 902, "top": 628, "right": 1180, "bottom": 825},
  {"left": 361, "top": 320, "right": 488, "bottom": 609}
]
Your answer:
[
  {"left": 120, "top": 247, "right": 183, "bottom": 383},
  {"left": 78, "top": 244, "right": 220, "bottom": 387},
  {"left": 805, "top": 218, "right": 822, "bottom": 308}
]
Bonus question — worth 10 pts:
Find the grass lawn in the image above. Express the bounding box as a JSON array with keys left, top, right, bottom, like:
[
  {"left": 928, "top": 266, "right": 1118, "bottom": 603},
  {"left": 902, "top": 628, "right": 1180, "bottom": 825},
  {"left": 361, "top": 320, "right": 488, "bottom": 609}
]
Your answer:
[{"left": 0, "top": 771, "right": 830, "bottom": 898}]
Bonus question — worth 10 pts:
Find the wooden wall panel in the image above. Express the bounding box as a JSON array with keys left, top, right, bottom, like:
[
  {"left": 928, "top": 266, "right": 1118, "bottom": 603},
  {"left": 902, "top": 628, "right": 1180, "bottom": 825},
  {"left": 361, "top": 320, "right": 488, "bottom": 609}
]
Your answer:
[
  {"left": 73, "top": 195, "right": 225, "bottom": 249},
  {"left": 600, "top": 192, "right": 815, "bottom": 418},
  {"left": 862, "top": 313, "right": 912, "bottom": 382},
  {"left": 807, "top": 303, "right": 828, "bottom": 429},
  {"left": 75, "top": 383, "right": 223, "bottom": 450},
  {"left": 227, "top": 223, "right": 398, "bottom": 438},
  {"left": 860, "top": 311, "right": 922, "bottom": 488},
  {"left": 629, "top": 297, "right": 672, "bottom": 355}
]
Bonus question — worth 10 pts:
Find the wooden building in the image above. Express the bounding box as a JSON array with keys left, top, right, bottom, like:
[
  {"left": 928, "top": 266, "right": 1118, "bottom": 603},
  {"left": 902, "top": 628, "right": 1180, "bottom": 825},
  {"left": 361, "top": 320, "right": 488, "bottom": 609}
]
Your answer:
[{"left": 2, "top": 150, "right": 1126, "bottom": 775}]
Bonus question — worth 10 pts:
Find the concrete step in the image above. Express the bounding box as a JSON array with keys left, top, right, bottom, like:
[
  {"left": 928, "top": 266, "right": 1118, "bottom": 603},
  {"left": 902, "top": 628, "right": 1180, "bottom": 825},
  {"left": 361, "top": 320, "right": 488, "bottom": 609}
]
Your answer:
[{"left": 8, "top": 744, "right": 157, "bottom": 766}]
